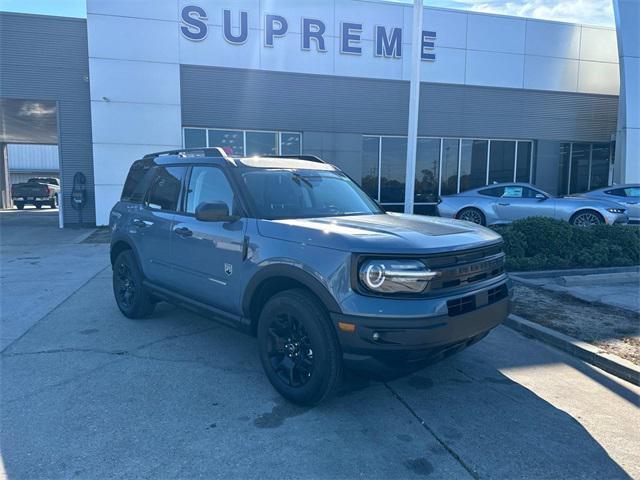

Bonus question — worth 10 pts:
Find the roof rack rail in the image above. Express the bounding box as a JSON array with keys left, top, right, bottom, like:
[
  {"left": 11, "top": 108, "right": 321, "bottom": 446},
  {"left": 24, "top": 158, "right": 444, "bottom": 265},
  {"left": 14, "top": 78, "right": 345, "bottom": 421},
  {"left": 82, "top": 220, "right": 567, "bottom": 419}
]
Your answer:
[
  {"left": 143, "top": 147, "right": 230, "bottom": 160},
  {"left": 260, "top": 155, "right": 325, "bottom": 164}
]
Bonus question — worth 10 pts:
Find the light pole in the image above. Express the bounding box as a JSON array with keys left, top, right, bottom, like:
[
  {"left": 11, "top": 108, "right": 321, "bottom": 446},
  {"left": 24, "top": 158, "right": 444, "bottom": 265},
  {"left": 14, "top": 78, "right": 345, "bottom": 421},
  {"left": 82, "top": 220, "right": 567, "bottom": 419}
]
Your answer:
[{"left": 403, "top": 0, "right": 423, "bottom": 214}]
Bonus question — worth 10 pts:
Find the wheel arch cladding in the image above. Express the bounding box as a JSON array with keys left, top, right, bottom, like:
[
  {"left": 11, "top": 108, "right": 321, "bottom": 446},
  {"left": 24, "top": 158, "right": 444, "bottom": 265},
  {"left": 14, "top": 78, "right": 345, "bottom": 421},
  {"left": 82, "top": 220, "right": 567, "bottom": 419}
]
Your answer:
[
  {"left": 243, "top": 264, "right": 343, "bottom": 334},
  {"left": 110, "top": 240, "right": 133, "bottom": 265}
]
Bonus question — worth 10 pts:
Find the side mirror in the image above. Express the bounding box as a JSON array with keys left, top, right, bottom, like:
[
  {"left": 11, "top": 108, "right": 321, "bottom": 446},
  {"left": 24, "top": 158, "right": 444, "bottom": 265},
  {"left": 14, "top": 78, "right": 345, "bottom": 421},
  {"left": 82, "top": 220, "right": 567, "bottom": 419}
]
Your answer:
[
  {"left": 195, "top": 201, "right": 231, "bottom": 222},
  {"left": 535, "top": 193, "right": 547, "bottom": 201}
]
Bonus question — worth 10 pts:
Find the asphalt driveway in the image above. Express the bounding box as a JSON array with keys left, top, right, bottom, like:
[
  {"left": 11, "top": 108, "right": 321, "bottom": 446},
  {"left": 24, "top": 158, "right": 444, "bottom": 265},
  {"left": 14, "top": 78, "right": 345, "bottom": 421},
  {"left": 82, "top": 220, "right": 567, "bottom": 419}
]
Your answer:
[{"left": 1, "top": 212, "right": 639, "bottom": 479}]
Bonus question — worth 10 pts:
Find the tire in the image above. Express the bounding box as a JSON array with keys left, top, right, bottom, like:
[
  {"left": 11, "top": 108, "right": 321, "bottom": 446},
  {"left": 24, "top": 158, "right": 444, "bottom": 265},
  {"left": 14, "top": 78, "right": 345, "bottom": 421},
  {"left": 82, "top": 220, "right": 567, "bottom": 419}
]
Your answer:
[
  {"left": 15, "top": 202, "right": 24, "bottom": 210},
  {"left": 257, "top": 288, "right": 342, "bottom": 406},
  {"left": 112, "top": 250, "right": 156, "bottom": 319},
  {"left": 456, "top": 207, "right": 485, "bottom": 225},
  {"left": 49, "top": 195, "right": 58, "bottom": 209},
  {"left": 570, "top": 210, "right": 604, "bottom": 226},
  {"left": 34, "top": 202, "right": 42, "bottom": 209}
]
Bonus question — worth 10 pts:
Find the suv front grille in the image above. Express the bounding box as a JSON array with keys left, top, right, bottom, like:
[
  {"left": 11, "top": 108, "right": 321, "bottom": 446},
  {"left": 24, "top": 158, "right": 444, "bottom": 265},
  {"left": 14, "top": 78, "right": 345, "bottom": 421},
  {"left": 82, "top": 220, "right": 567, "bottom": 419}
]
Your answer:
[{"left": 424, "top": 244, "right": 505, "bottom": 294}]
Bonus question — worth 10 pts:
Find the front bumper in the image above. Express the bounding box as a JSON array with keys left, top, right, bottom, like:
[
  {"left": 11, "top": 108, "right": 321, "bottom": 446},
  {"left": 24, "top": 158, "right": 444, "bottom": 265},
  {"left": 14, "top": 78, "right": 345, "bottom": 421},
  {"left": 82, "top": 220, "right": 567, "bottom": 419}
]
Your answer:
[
  {"left": 604, "top": 212, "right": 629, "bottom": 224},
  {"left": 331, "top": 279, "right": 512, "bottom": 374}
]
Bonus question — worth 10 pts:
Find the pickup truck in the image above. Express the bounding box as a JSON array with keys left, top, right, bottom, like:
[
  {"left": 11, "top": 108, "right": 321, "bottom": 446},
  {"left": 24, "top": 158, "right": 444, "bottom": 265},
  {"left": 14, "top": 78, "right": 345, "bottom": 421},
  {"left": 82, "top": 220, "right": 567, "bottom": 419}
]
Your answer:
[{"left": 11, "top": 177, "right": 60, "bottom": 209}]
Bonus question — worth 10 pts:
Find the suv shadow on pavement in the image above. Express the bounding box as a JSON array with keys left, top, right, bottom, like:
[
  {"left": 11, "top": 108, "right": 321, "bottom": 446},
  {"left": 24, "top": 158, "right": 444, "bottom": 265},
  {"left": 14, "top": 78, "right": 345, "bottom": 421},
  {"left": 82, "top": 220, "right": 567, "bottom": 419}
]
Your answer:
[{"left": 0, "top": 267, "right": 634, "bottom": 479}]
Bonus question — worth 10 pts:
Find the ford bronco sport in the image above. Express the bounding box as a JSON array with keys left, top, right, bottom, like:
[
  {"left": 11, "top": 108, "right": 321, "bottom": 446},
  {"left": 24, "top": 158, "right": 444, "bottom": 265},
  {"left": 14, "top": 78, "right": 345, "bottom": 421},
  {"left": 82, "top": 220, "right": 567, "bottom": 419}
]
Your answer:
[{"left": 110, "top": 148, "right": 511, "bottom": 405}]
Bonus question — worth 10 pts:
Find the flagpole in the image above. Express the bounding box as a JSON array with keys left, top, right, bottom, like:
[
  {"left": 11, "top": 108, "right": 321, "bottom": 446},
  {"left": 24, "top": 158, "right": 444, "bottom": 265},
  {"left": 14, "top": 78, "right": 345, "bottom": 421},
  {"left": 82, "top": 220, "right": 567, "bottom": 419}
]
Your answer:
[{"left": 403, "top": 0, "right": 423, "bottom": 214}]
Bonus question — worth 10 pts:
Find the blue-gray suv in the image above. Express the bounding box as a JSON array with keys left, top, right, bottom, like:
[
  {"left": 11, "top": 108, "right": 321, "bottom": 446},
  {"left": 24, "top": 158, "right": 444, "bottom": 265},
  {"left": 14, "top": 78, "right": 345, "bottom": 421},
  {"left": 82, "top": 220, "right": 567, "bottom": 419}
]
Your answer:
[{"left": 110, "top": 148, "right": 512, "bottom": 405}]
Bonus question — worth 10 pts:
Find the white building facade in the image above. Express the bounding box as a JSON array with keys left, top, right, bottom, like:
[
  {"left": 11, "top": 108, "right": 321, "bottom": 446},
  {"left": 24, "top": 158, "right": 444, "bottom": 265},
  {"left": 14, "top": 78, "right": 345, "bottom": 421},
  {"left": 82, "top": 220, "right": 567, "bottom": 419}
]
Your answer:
[{"left": 1, "top": 0, "right": 637, "bottom": 226}]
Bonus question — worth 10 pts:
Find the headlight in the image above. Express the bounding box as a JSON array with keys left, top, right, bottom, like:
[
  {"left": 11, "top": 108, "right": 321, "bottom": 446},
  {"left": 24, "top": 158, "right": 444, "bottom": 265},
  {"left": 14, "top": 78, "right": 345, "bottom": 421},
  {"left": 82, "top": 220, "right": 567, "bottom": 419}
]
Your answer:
[
  {"left": 606, "top": 207, "right": 626, "bottom": 214},
  {"left": 358, "top": 259, "right": 438, "bottom": 294}
]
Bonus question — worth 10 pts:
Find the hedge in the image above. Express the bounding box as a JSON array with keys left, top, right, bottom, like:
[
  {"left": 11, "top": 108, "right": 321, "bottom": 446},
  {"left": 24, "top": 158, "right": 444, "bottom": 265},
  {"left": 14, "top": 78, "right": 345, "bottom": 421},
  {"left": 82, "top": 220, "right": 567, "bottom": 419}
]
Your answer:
[{"left": 491, "top": 217, "right": 640, "bottom": 271}]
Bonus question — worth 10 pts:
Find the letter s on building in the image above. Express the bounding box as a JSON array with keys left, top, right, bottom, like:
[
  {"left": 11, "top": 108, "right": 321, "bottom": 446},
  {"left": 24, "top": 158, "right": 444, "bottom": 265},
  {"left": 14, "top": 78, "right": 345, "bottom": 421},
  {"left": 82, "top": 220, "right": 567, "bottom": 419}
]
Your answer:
[{"left": 181, "top": 6, "right": 208, "bottom": 41}]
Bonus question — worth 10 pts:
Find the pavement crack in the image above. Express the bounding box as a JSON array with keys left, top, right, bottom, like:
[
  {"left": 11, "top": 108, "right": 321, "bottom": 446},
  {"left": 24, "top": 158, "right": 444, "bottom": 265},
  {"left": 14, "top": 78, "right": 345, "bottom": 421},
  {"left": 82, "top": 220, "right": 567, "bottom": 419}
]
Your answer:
[
  {"left": 2, "top": 326, "right": 219, "bottom": 359},
  {"left": 384, "top": 382, "right": 480, "bottom": 480}
]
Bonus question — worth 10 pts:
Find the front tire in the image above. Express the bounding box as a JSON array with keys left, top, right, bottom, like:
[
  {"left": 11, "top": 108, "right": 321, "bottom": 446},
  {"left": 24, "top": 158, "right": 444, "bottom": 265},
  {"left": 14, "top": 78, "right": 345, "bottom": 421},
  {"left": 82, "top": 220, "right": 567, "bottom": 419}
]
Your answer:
[
  {"left": 457, "top": 207, "right": 485, "bottom": 225},
  {"left": 257, "top": 289, "right": 342, "bottom": 406},
  {"left": 15, "top": 202, "right": 24, "bottom": 210},
  {"left": 112, "top": 250, "right": 156, "bottom": 318},
  {"left": 49, "top": 195, "right": 58, "bottom": 209},
  {"left": 34, "top": 202, "right": 42, "bottom": 209},
  {"left": 570, "top": 210, "right": 604, "bottom": 226}
]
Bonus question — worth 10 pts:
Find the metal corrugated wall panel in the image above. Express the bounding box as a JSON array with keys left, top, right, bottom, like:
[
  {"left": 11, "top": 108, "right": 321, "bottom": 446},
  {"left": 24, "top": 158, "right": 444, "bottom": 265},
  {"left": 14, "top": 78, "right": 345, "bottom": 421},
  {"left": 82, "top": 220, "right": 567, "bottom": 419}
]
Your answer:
[
  {"left": 181, "top": 65, "right": 618, "bottom": 143},
  {"left": 7, "top": 144, "right": 60, "bottom": 170},
  {"left": 0, "top": 12, "right": 95, "bottom": 225}
]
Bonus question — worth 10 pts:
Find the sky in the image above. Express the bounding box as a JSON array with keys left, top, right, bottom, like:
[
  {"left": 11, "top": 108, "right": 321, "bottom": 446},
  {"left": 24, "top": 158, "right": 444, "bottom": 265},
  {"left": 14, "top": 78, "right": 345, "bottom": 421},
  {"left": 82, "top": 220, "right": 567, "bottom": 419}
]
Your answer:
[{"left": 0, "top": 0, "right": 616, "bottom": 27}]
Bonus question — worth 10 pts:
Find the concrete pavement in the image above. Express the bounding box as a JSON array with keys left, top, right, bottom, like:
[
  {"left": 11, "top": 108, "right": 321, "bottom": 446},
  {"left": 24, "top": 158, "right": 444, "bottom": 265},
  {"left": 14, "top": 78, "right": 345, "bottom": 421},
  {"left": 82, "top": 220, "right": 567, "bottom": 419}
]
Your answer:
[
  {"left": 1, "top": 211, "right": 639, "bottom": 479},
  {"left": 0, "top": 209, "right": 109, "bottom": 349}
]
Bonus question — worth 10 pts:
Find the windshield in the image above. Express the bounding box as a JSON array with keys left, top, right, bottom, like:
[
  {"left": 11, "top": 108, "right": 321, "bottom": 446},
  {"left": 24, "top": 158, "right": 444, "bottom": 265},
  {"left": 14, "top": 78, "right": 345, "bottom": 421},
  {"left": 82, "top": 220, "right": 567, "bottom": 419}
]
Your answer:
[{"left": 240, "top": 169, "right": 383, "bottom": 219}]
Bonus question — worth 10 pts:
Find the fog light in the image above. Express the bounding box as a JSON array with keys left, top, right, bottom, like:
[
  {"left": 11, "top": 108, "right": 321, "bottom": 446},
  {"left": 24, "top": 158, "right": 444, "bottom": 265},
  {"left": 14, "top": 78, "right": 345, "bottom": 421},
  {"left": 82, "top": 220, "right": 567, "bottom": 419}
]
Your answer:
[{"left": 372, "top": 332, "right": 380, "bottom": 341}]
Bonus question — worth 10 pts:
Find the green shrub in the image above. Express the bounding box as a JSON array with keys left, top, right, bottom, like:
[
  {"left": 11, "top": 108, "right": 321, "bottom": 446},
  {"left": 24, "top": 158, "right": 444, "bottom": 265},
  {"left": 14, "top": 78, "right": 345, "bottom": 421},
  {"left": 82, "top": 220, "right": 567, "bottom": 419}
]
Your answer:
[{"left": 491, "top": 217, "right": 640, "bottom": 271}]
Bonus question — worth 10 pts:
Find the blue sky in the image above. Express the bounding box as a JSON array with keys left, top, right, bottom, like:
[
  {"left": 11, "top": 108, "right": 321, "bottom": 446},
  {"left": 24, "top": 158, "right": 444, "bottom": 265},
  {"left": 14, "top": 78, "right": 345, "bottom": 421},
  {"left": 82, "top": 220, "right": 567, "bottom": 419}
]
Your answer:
[{"left": 0, "top": 0, "right": 615, "bottom": 27}]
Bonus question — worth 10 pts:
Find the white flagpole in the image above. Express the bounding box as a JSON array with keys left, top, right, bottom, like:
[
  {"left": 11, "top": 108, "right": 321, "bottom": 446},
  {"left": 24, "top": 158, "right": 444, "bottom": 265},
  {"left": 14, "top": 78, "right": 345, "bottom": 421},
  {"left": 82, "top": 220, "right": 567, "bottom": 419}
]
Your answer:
[{"left": 403, "top": 0, "right": 423, "bottom": 214}]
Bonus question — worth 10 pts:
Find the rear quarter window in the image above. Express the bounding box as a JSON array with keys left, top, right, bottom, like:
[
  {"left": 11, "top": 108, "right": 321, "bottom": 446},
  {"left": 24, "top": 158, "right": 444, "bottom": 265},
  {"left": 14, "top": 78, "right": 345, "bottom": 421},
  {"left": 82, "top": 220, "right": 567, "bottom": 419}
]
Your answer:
[
  {"left": 121, "top": 161, "right": 151, "bottom": 203},
  {"left": 478, "top": 187, "right": 504, "bottom": 197}
]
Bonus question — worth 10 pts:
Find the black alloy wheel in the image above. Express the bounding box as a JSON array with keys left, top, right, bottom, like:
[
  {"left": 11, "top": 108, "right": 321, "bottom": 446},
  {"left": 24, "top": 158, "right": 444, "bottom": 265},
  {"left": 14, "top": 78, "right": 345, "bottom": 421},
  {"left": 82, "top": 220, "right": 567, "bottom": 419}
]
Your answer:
[
  {"left": 266, "top": 312, "right": 315, "bottom": 388},
  {"left": 258, "top": 289, "right": 342, "bottom": 405},
  {"left": 112, "top": 250, "right": 156, "bottom": 318},
  {"left": 115, "top": 261, "right": 136, "bottom": 310}
]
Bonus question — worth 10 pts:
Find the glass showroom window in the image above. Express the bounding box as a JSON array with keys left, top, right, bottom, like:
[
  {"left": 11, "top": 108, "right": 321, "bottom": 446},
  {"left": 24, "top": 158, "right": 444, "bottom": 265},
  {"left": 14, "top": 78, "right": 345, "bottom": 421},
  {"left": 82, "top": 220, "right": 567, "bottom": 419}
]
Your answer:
[
  {"left": 183, "top": 128, "right": 301, "bottom": 156},
  {"left": 415, "top": 138, "right": 440, "bottom": 203},
  {"left": 569, "top": 143, "right": 591, "bottom": 194},
  {"left": 515, "top": 141, "right": 533, "bottom": 183},
  {"left": 380, "top": 137, "right": 407, "bottom": 204},
  {"left": 460, "top": 140, "right": 488, "bottom": 192},
  {"left": 361, "top": 136, "right": 380, "bottom": 200},
  {"left": 589, "top": 143, "right": 611, "bottom": 190},
  {"left": 208, "top": 129, "right": 244, "bottom": 156},
  {"left": 488, "top": 141, "right": 516, "bottom": 184},
  {"left": 440, "top": 139, "right": 459, "bottom": 196}
]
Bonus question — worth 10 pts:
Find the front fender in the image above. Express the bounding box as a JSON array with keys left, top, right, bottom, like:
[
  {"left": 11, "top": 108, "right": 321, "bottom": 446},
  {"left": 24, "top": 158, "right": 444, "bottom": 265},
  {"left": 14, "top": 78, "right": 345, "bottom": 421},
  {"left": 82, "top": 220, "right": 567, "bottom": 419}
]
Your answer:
[{"left": 241, "top": 262, "right": 344, "bottom": 318}]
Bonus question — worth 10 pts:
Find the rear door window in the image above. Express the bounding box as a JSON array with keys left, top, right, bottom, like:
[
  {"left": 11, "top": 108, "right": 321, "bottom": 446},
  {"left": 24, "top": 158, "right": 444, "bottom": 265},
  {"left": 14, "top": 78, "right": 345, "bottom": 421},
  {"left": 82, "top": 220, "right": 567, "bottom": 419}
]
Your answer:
[{"left": 144, "top": 166, "right": 186, "bottom": 211}]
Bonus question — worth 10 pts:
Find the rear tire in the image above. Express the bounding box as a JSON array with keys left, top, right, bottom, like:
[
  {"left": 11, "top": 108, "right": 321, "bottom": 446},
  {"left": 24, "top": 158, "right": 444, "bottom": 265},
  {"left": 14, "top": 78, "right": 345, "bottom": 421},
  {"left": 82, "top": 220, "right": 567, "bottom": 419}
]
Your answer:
[
  {"left": 112, "top": 250, "right": 156, "bottom": 319},
  {"left": 257, "top": 289, "right": 342, "bottom": 406},
  {"left": 15, "top": 202, "right": 24, "bottom": 210},
  {"left": 570, "top": 210, "right": 604, "bottom": 226},
  {"left": 456, "top": 207, "right": 485, "bottom": 225}
]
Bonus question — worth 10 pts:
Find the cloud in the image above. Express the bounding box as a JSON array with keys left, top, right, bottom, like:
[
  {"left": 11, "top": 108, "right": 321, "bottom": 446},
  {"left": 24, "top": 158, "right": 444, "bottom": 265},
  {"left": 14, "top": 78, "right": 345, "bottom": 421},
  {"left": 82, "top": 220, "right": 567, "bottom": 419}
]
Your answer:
[{"left": 428, "top": 0, "right": 615, "bottom": 27}]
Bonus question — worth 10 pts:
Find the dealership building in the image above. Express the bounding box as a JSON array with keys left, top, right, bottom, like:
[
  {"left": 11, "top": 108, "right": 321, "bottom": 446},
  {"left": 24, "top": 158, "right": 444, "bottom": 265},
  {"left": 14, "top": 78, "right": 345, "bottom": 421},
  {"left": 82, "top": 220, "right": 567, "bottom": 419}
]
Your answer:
[{"left": 0, "top": 0, "right": 638, "bottom": 226}]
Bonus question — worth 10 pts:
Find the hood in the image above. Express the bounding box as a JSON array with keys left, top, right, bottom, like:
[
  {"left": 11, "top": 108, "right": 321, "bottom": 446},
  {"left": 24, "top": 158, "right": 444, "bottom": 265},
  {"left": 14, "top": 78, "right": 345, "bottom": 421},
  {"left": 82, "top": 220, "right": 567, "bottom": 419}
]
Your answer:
[{"left": 257, "top": 213, "right": 502, "bottom": 254}]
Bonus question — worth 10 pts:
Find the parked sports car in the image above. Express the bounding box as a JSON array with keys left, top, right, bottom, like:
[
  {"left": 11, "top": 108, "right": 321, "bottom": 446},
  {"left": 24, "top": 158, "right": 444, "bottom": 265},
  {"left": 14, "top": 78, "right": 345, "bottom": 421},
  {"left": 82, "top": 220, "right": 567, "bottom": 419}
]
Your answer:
[
  {"left": 578, "top": 184, "right": 639, "bottom": 224},
  {"left": 437, "top": 183, "right": 628, "bottom": 226}
]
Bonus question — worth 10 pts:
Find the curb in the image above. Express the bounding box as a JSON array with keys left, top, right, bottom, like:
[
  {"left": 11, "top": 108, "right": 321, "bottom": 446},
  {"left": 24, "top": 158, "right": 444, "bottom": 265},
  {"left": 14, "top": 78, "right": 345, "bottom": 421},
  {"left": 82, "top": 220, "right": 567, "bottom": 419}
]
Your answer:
[{"left": 504, "top": 314, "right": 640, "bottom": 386}]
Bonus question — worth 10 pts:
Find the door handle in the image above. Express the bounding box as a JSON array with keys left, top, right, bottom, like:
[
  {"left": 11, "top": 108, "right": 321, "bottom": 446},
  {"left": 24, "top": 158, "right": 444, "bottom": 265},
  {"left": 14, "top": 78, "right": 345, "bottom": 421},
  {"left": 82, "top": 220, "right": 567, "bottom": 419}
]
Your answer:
[
  {"left": 174, "top": 227, "right": 193, "bottom": 237},
  {"left": 132, "top": 218, "right": 153, "bottom": 228},
  {"left": 498, "top": 202, "right": 510, "bottom": 206}
]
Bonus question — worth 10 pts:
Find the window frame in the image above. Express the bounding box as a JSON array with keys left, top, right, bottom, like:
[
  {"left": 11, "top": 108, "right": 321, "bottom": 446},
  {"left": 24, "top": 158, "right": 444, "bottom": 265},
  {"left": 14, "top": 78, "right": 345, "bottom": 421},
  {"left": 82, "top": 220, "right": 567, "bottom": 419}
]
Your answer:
[
  {"left": 182, "top": 127, "right": 303, "bottom": 156},
  {"left": 362, "top": 135, "right": 535, "bottom": 207}
]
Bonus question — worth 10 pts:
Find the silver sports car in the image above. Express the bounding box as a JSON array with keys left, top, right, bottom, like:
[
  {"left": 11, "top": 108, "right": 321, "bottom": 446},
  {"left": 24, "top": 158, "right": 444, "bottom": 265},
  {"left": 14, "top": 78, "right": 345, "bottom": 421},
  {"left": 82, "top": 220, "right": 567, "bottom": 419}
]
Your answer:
[
  {"left": 578, "top": 184, "right": 639, "bottom": 224},
  {"left": 437, "top": 183, "right": 629, "bottom": 226}
]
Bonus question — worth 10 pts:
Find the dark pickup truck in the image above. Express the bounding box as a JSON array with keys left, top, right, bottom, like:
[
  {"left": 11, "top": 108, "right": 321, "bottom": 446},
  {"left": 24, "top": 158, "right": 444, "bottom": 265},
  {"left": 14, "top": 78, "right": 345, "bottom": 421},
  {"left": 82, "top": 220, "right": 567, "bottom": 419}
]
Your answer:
[{"left": 11, "top": 177, "right": 60, "bottom": 209}]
